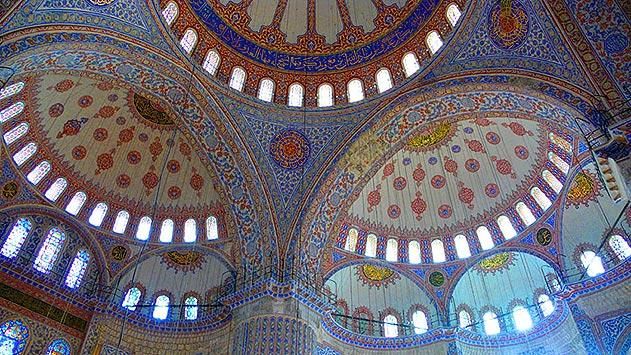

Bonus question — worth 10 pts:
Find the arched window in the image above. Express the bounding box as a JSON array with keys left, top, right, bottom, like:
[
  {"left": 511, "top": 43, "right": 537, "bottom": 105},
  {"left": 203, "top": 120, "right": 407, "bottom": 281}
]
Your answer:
[
  {"left": 412, "top": 310, "right": 429, "bottom": 334},
  {"left": 408, "top": 240, "right": 421, "bottom": 264},
  {"left": 580, "top": 250, "right": 605, "bottom": 277},
  {"left": 386, "top": 239, "right": 398, "bottom": 262},
  {"left": 446, "top": 3, "right": 462, "bottom": 27},
  {"left": 184, "top": 219, "right": 197, "bottom": 243},
  {"left": 0, "top": 82, "right": 25, "bottom": 100},
  {"left": 347, "top": 79, "right": 365, "bottom": 103},
  {"left": 402, "top": 52, "right": 420, "bottom": 77},
  {"left": 203, "top": 50, "right": 221, "bottom": 76},
  {"left": 13, "top": 142, "right": 37, "bottom": 166},
  {"left": 476, "top": 226, "right": 494, "bottom": 250},
  {"left": 538, "top": 294, "right": 554, "bottom": 317},
  {"left": 45, "top": 178, "right": 67, "bottom": 202},
  {"left": 27, "top": 161, "right": 51, "bottom": 185},
  {"left": 1, "top": 217, "right": 32, "bottom": 258},
  {"left": 383, "top": 314, "right": 398, "bottom": 337},
  {"left": 609, "top": 235, "right": 631, "bottom": 260},
  {"left": 426, "top": 31, "right": 444, "bottom": 55},
  {"left": 184, "top": 296, "right": 198, "bottom": 320},
  {"left": 454, "top": 234, "right": 471, "bottom": 258},
  {"left": 344, "top": 228, "right": 358, "bottom": 252},
  {"left": 483, "top": 312, "right": 500, "bottom": 335},
  {"left": 512, "top": 306, "right": 533, "bottom": 331},
  {"left": 88, "top": 202, "right": 108, "bottom": 227},
  {"left": 431, "top": 239, "right": 446, "bottom": 263},
  {"left": 288, "top": 83, "right": 304, "bottom": 107},
  {"left": 153, "top": 295, "right": 170, "bottom": 320},
  {"left": 3, "top": 122, "right": 28, "bottom": 145},
  {"left": 65, "top": 249, "right": 89, "bottom": 289},
  {"left": 317, "top": 84, "right": 334, "bottom": 107},
  {"left": 497, "top": 215, "right": 517, "bottom": 239},
  {"left": 112, "top": 211, "right": 130, "bottom": 234},
  {"left": 257, "top": 78, "right": 275, "bottom": 102},
  {"left": 136, "top": 216, "right": 152, "bottom": 241},
  {"left": 376, "top": 68, "right": 393, "bottom": 93},
  {"left": 0, "top": 320, "right": 29, "bottom": 354},
  {"left": 542, "top": 170, "right": 563, "bottom": 193},
  {"left": 365, "top": 234, "right": 377, "bottom": 257},
  {"left": 516, "top": 202, "right": 536, "bottom": 226},
  {"left": 159, "top": 219, "right": 174, "bottom": 243},
  {"left": 229, "top": 67, "right": 246, "bottom": 91},
  {"left": 548, "top": 152, "right": 570, "bottom": 174},
  {"left": 0, "top": 102, "right": 25, "bottom": 123},
  {"left": 122, "top": 287, "right": 141, "bottom": 311},
  {"left": 548, "top": 132, "right": 572, "bottom": 152},
  {"left": 33, "top": 227, "right": 66, "bottom": 273},
  {"left": 531, "top": 187, "right": 552, "bottom": 210},
  {"left": 45, "top": 339, "right": 71, "bottom": 355},
  {"left": 459, "top": 309, "right": 472, "bottom": 329},
  {"left": 65, "top": 191, "right": 87, "bottom": 216},
  {"left": 206, "top": 216, "right": 218, "bottom": 240},
  {"left": 162, "top": 1, "right": 179, "bottom": 26},
  {"left": 179, "top": 28, "right": 198, "bottom": 54}
]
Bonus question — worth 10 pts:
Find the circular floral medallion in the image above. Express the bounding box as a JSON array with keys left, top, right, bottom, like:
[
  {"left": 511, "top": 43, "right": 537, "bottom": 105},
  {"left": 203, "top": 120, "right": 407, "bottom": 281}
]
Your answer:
[
  {"left": 488, "top": 1, "right": 530, "bottom": 50},
  {"left": 514, "top": 145, "right": 529, "bottom": 160},
  {"left": 49, "top": 103, "right": 64, "bottom": 118},
  {"left": 393, "top": 176, "right": 407, "bottom": 191},
  {"left": 190, "top": 172, "right": 204, "bottom": 191},
  {"left": 536, "top": 228, "right": 553, "bottom": 246},
  {"left": 486, "top": 131, "right": 501, "bottom": 145},
  {"left": 167, "top": 160, "right": 181, "bottom": 173},
  {"left": 116, "top": 174, "right": 131, "bottom": 188},
  {"left": 387, "top": 204, "right": 401, "bottom": 219},
  {"left": 78, "top": 95, "right": 93, "bottom": 108},
  {"left": 431, "top": 175, "right": 446, "bottom": 189},
  {"left": 485, "top": 183, "right": 500, "bottom": 198},
  {"left": 465, "top": 158, "right": 480, "bottom": 173},
  {"left": 54, "top": 79, "right": 74, "bottom": 92},
  {"left": 168, "top": 186, "right": 182, "bottom": 200},
  {"left": 269, "top": 129, "right": 311, "bottom": 169},
  {"left": 142, "top": 171, "right": 158, "bottom": 190},
  {"left": 118, "top": 128, "right": 134, "bottom": 143},
  {"left": 72, "top": 145, "right": 87, "bottom": 160},
  {"left": 127, "top": 151, "right": 141, "bottom": 165},
  {"left": 428, "top": 271, "right": 445, "bottom": 287},
  {"left": 1, "top": 181, "right": 19, "bottom": 199},
  {"left": 93, "top": 128, "right": 108, "bottom": 141},
  {"left": 438, "top": 204, "right": 453, "bottom": 219},
  {"left": 111, "top": 245, "right": 128, "bottom": 261}
]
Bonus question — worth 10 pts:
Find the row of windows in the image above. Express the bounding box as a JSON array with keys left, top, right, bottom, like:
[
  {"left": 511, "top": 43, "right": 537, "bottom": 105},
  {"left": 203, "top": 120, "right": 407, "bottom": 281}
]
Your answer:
[
  {"left": 0, "top": 218, "right": 90, "bottom": 289},
  {"left": 577, "top": 237, "right": 631, "bottom": 278},
  {"left": 161, "top": 2, "right": 462, "bottom": 107},
  {"left": 122, "top": 287, "right": 200, "bottom": 321},
  {"left": 0, "top": 319, "right": 70, "bottom": 355}
]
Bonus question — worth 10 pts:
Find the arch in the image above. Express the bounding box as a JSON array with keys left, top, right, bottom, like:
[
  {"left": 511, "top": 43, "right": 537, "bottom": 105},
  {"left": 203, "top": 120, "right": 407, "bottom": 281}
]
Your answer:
[
  {"left": 112, "top": 210, "right": 130, "bottom": 234},
  {"left": 88, "top": 202, "right": 108, "bottom": 227},
  {"left": 257, "top": 78, "right": 275, "bottom": 102},
  {"left": 27, "top": 161, "right": 51, "bottom": 185},
  {"left": 288, "top": 83, "right": 304, "bottom": 107},
  {"left": 3, "top": 122, "right": 28, "bottom": 145},
  {"left": 122, "top": 286, "right": 142, "bottom": 311},
  {"left": 65, "top": 191, "right": 87, "bottom": 216},
  {"left": 531, "top": 187, "right": 552, "bottom": 210},
  {"left": 365, "top": 233, "right": 377, "bottom": 257},
  {"left": 206, "top": 216, "right": 218, "bottom": 240},
  {"left": 179, "top": 28, "right": 198, "bottom": 54},
  {"left": 476, "top": 226, "right": 494, "bottom": 250},
  {"left": 162, "top": 1, "right": 179, "bottom": 26},
  {"left": 159, "top": 219, "right": 174, "bottom": 243},
  {"left": 454, "top": 234, "right": 471, "bottom": 258},
  {"left": 0, "top": 319, "right": 29, "bottom": 354},
  {"left": 431, "top": 239, "right": 446, "bottom": 263},
  {"left": 376, "top": 68, "right": 393, "bottom": 93},
  {"left": 347, "top": 79, "right": 365, "bottom": 103},
  {"left": 203, "top": 49, "right": 221, "bottom": 76},
  {"left": 0, "top": 82, "right": 25, "bottom": 100},
  {"left": 153, "top": 294, "right": 170, "bottom": 320},
  {"left": 184, "top": 295, "right": 199, "bottom": 320},
  {"left": 229, "top": 67, "right": 246, "bottom": 91},
  {"left": 408, "top": 240, "right": 421, "bottom": 264},
  {"left": 402, "top": 52, "right": 420, "bottom": 77},
  {"left": 483, "top": 311, "right": 500, "bottom": 335},
  {"left": 458, "top": 309, "right": 473, "bottom": 329},
  {"left": 44, "top": 178, "right": 67, "bottom": 202},
  {"left": 426, "top": 31, "right": 443, "bottom": 55},
  {"left": 386, "top": 238, "right": 398, "bottom": 261},
  {"left": 45, "top": 338, "right": 71, "bottom": 355},
  {"left": 344, "top": 228, "right": 358, "bottom": 252},
  {"left": 184, "top": 219, "right": 197, "bottom": 243},
  {"left": 136, "top": 216, "right": 152, "bottom": 241},
  {"left": 317, "top": 83, "right": 334, "bottom": 107},
  {"left": 13, "top": 142, "right": 37, "bottom": 166},
  {"left": 512, "top": 306, "right": 533, "bottom": 331},
  {"left": 0, "top": 217, "right": 32, "bottom": 258},
  {"left": 65, "top": 249, "right": 89, "bottom": 288},
  {"left": 609, "top": 235, "right": 631, "bottom": 260},
  {"left": 412, "top": 310, "right": 429, "bottom": 334},
  {"left": 383, "top": 314, "right": 398, "bottom": 337},
  {"left": 0, "top": 102, "right": 25, "bottom": 123},
  {"left": 516, "top": 202, "right": 535, "bottom": 226},
  {"left": 580, "top": 250, "right": 604, "bottom": 277},
  {"left": 33, "top": 227, "right": 66, "bottom": 273},
  {"left": 497, "top": 215, "right": 517, "bottom": 239},
  {"left": 542, "top": 170, "right": 563, "bottom": 193},
  {"left": 537, "top": 294, "right": 554, "bottom": 317},
  {"left": 446, "top": 3, "right": 462, "bottom": 27}
]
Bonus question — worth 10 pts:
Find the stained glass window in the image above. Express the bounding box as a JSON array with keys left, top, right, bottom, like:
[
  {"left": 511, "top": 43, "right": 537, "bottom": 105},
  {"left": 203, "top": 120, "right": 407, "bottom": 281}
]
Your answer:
[
  {"left": 112, "top": 211, "right": 130, "bottom": 234},
  {"left": 122, "top": 287, "right": 141, "bottom": 311},
  {"left": 538, "top": 294, "right": 554, "bottom": 317},
  {"left": 88, "top": 202, "right": 108, "bottom": 227},
  {"left": 431, "top": 239, "right": 446, "bottom": 263},
  {"left": 33, "top": 227, "right": 66, "bottom": 273},
  {"left": 548, "top": 152, "right": 570, "bottom": 174},
  {"left": 459, "top": 309, "right": 472, "bottom": 328},
  {"left": 548, "top": 132, "right": 572, "bottom": 152},
  {"left": 45, "top": 338, "right": 71, "bottom": 355},
  {"left": 454, "top": 234, "right": 471, "bottom": 258},
  {"left": 65, "top": 249, "right": 89, "bottom": 289},
  {"left": 258, "top": 78, "right": 275, "bottom": 102},
  {"left": 408, "top": 240, "right": 421, "bottom": 264},
  {"left": 27, "top": 161, "right": 51, "bottom": 185},
  {"left": 162, "top": 1, "right": 178, "bottom": 26},
  {"left": 580, "top": 250, "right": 604, "bottom": 277},
  {"left": 13, "top": 142, "right": 37, "bottom": 166},
  {"left": 203, "top": 49, "right": 221, "bottom": 76},
  {"left": 531, "top": 187, "right": 552, "bottom": 210},
  {"left": 609, "top": 235, "right": 631, "bottom": 260},
  {"left": 159, "top": 219, "right": 174, "bottom": 243},
  {"left": 483, "top": 312, "right": 500, "bottom": 335},
  {"left": 383, "top": 315, "right": 398, "bottom": 338},
  {"left": 386, "top": 239, "right": 398, "bottom": 262},
  {"left": 512, "top": 306, "right": 533, "bottom": 331},
  {"left": 426, "top": 31, "right": 443, "bottom": 55},
  {"left": 3, "top": 123, "right": 28, "bottom": 145},
  {"left": 288, "top": 83, "right": 304, "bottom": 107},
  {"left": 0, "top": 102, "right": 25, "bottom": 123},
  {"left": 0, "top": 82, "right": 25, "bottom": 100},
  {"left": 206, "top": 216, "right": 218, "bottom": 240},
  {"left": 184, "top": 219, "right": 197, "bottom": 243},
  {"left": 180, "top": 29, "right": 198, "bottom": 54},
  {"left": 45, "top": 178, "right": 67, "bottom": 202},
  {"left": 184, "top": 296, "right": 198, "bottom": 320},
  {"left": 229, "top": 67, "right": 246, "bottom": 91},
  {"left": 65, "top": 192, "right": 87, "bottom": 216},
  {"left": 153, "top": 295, "right": 170, "bottom": 320},
  {"left": 0, "top": 320, "right": 29, "bottom": 354},
  {"left": 1, "top": 217, "right": 32, "bottom": 258},
  {"left": 476, "top": 226, "right": 494, "bottom": 250},
  {"left": 402, "top": 52, "right": 420, "bottom": 77},
  {"left": 542, "top": 170, "right": 563, "bottom": 193},
  {"left": 365, "top": 234, "right": 377, "bottom": 257},
  {"left": 516, "top": 202, "right": 536, "bottom": 226},
  {"left": 347, "top": 79, "right": 364, "bottom": 103},
  {"left": 412, "top": 310, "right": 428, "bottom": 334},
  {"left": 446, "top": 3, "right": 462, "bottom": 27},
  {"left": 317, "top": 84, "right": 334, "bottom": 107},
  {"left": 497, "top": 215, "right": 517, "bottom": 239},
  {"left": 376, "top": 68, "right": 393, "bottom": 93},
  {"left": 344, "top": 228, "right": 358, "bottom": 252},
  {"left": 136, "top": 216, "right": 152, "bottom": 241}
]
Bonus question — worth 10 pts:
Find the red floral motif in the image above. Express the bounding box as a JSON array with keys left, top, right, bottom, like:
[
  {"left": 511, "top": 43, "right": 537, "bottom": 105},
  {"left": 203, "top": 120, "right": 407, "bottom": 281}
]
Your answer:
[
  {"left": 167, "top": 160, "right": 181, "bottom": 174},
  {"left": 96, "top": 152, "right": 114, "bottom": 174},
  {"left": 150, "top": 137, "right": 163, "bottom": 161},
  {"left": 97, "top": 106, "right": 117, "bottom": 118},
  {"left": 382, "top": 161, "right": 395, "bottom": 179},
  {"left": 142, "top": 171, "right": 159, "bottom": 191},
  {"left": 438, "top": 204, "right": 453, "bottom": 219},
  {"left": 54, "top": 79, "right": 74, "bottom": 92},
  {"left": 180, "top": 142, "right": 192, "bottom": 159},
  {"left": 443, "top": 156, "right": 458, "bottom": 176},
  {"left": 465, "top": 158, "right": 480, "bottom": 173},
  {"left": 57, "top": 117, "right": 87, "bottom": 138},
  {"left": 367, "top": 184, "right": 381, "bottom": 212},
  {"left": 387, "top": 204, "right": 401, "bottom": 219},
  {"left": 514, "top": 145, "right": 529, "bottom": 160},
  {"left": 485, "top": 131, "right": 501, "bottom": 145},
  {"left": 502, "top": 121, "right": 533, "bottom": 136},
  {"left": 138, "top": 133, "right": 149, "bottom": 142},
  {"left": 93, "top": 128, "right": 108, "bottom": 141},
  {"left": 190, "top": 170, "right": 204, "bottom": 191},
  {"left": 411, "top": 192, "right": 427, "bottom": 220},
  {"left": 474, "top": 117, "right": 493, "bottom": 126},
  {"left": 97, "top": 81, "right": 114, "bottom": 91},
  {"left": 393, "top": 176, "right": 407, "bottom": 191},
  {"left": 118, "top": 127, "right": 134, "bottom": 144},
  {"left": 167, "top": 186, "right": 182, "bottom": 200},
  {"left": 71, "top": 145, "right": 86, "bottom": 160},
  {"left": 413, "top": 164, "right": 425, "bottom": 185},
  {"left": 127, "top": 151, "right": 141, "bottom": 165},
  {"left": 491, "top": 156, "right": 517, "bottom": 178},
  {"left": 457, "top": 181, "right": 475, "bottom": 209},
  {"left": 49, "top": 103, "right": 64, "bottom": 118},
  {"left": 465, "top": 139, "right": 486, "bottom": 153},
  {"left": 78, "top": 95, "right": 93, "bottom": 108},
  {"left": 431, "top": 175, "right": 446, "bottom": 189},
  {"left": 485, "top": 183, "right": 500, "bottom": 198},
  {"left": 116, "top": 174, "right": 131, "bottom": 188}
]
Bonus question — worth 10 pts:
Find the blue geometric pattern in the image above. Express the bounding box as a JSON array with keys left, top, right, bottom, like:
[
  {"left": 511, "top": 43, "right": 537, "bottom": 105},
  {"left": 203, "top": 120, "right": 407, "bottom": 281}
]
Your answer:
[
  {"left": 601, "top": 313, "right": 631, "bottom": 353},
  {"left": 38, "top": 0, "right": 148, "bottom": 29}
]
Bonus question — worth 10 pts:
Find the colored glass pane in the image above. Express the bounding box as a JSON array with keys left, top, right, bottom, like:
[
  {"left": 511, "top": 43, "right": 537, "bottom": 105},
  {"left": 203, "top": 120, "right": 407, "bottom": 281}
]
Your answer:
[
  {"left": 45, "top": 178, "right": 67, "bottom": 202},
  {"left": 288, "top": 83, "right": 304, "bottom": 107},
  {"left": 0, "top": 102, "right": 24, "bottom": 123},
  {"left": 33, "top": 227, "right": 66, "bottom": 273},
  {"left": 136, "top": 217, "right": 152, "bottom": 241},
  {"left": 45, "top": 338, "right": 71, "bottom": 355},
  {"left": 153, "top": 295, "right": 170, "bottom": 320},
  {"left": 0, "top": 320, "right": 29, "bottom": 354},
  {"left": 13, "top": 142, "right": 37, "bottom": 166},
  {"left": 0, "top": 82, "right": 25, "bottom": 100},
  {"left": 3, "top": 123, "right": 28, "bottom": 145},
  {"left": 122, "top": 287, "right": 141, "bottom": 311},
  {"left": 65, "top": 249, "right": 89, "bottom": 289},
  {"left": 229, "top": 67, "right": 246, "bottom": 91},
  {"left": 203, "top": 50, "right": 221, "bottom": 76},
  {"left": 1, "top": 218, "right": 32, "bottom": 258},
  {"left": 258, "top": 79, "right": 275, "bottom": 102},
  {"left": 184, "top": 296, "right": 198, "bottom": 320},
  {"left": 376, "top": 68, "right": 393, "bottom": 93},
  {"left": 88, "top": 202, "right": 108, "bottom": 227},
  {"left": 206, "top": 216, "right": 218, "bottom": 240},
  {"left": 180, "top": 29, "right": 198, "bottom": 54},
  {"left": 317, "top": 84, "right": 334, "bottom": 107},
  {"left": 162, "top": 1, "right": 178, "bottom": 26},
  {"left": 65, "top": 192, "right": 86, "bottom": 216},
  {"left": 112, "top": 211, "right": 130, "bottom": 234}
]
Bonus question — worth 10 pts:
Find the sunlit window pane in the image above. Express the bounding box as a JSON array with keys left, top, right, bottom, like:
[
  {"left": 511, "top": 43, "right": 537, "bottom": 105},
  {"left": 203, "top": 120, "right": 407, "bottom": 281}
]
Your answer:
[
  {"left": 0, "top": 82, "right": 25, "bottom": 100},
  {"left": 408, "top": 240, "right": 421, "bottom": 264},
  {"left": 0, "top": 102, "right": 25, "bottom": 123},
  {"left": 497, "top": 215, "right": 517, "bottom": 239},
  {"left": 88, "top": 202, "right": 108, "bottom": 227},
  {"left": 538, "top": 294, "right": 554, "bottom": 317},
  {"left": 580, "top": 250, "right": 605, "bottom": 277},
  {"left": 33, "top": 227, "right": 66, "bottom": 273},
  {"left": 122, "top": 287, "right": 141, "bottom": 311},
  {"left": 159, "top": 219, "right": 174, "bottom": 243},
  {"left": 13, "top": 142, "right": 37, "bottom": 166},
  {"left": 229, "top": 67, "right": 246, "bottom": 91},
  {"left": 27, "top": 161, "right": 51, "bottom": 185},
  {"left": 548, "top": 133, "right": 572, "bottom": 152},
  {"left": 386, "top": 239, "right": 398, "bottom": 262},
  {"left": 3, "top": 122, "right": 28, "bottom": 145},
  {"left": 45, "top": 178, "right": 67, "bottom": 202},
  {"left": 383, "top": 314, "right": 398, "bottom": 337},
  {"left": 136, "top": 216, "right": 152, "bottom": 241},
  {"left": 45, "top": 338, "right": 71, "bottom": 355},
  {"left": 459, "top": 310, "right": 472, "bottom": 328},
  {"left": 206, "top": 216, "right": 218, "bottom": 240},
  {"left": 344, "top": 228, "right": 358, "bottom": 252},
  {"left": 184, "top": 219, "right": 197, "bottom": 243},
  {"left": 412, "top": 310, "right": 428, "bottom": 334},
  {"left": 65, "top": 192, "right": 87, "bottom": 216},
  {"left": 0, "top": 217, "right": 32, "bottom": 258},
  {"left": 446, "top": 4, "right": 462, "bottom": 27},
  {"left": 288, "top": 83, "right": 304, "bottom": 107},
  {"left": 454, "top": 234, "right": 471, "bottom": 258},
  {"left": 516, "top": 202, "right": 536, "bottom": 226},
  {"left": 542, "top": 170, "right": 563, "bottom": 193},
  {"left": 402, "top": 52, "right": 420, "bottom": 77},
  {"left": 476, "top": 226, "right": 494, "bottom": 250},
  {"left": 180, "top": 29, "right": 198, "bottom": 54},
  {"left": 376, "top": 68, "right": 393, "bottom": 93},
  {"left": 258, "top": 78, "right": 275, "bottom": 102},
  {"left": 512, "top": 306, "right": 533, "bottom": 332},
  {"left": 426, "top": 31, "right": 443, "bottom": 55},
  {"left": 483, "top": 312, "right": 500, "bottom": 335},
  {"left": 112, "top": 211, "right": 130, "bottom": 234},
  {"left": 317, "top": 84, "right": 334, "bottom": 107},
  {"left": 347, "top": 79, "right": 364, "bottom": 103},
  {"left": 203, "top": 50, "right": 221, "bottom": 76},
  {"left": 184, "top": 296, "right": 198, "bottom": 320},
  {"left": 609, "top": 235, "right": 631, "bottom": 260},
  {"left": 162, "top": 1, "right": 179, "bottom": 26},
  {"left": 65, "top": 249, "right": 89, "bottom": 288},
  {"left": 365, "top": 234, "right": 377, "bottom": 257},
  {"left": 153, "top": 295, "right": 170, "bottom": 320},
  {"left": 531, "top": 187, "right": 552, "bottom": 210},
  {"left": 431, "top": 239, "right": 446, "bottom": 263},
  {"left": 548, "top": 152, "right": 570, "bottom": 174}
]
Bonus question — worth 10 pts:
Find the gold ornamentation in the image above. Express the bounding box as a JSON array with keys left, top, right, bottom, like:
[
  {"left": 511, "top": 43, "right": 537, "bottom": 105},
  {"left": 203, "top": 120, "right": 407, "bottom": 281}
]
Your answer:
[
  {"left": 405, "top": 122, "right": 455, "bottom": 152},
  {"left": 133, "top": 93, "right": 175, "bottom": 126},
  {"left": 567, "top": 171, "right": 599, "bottom": 206},
  {"left": 476, "top": 252, "right": 513, "bottom": 273},
  {"left": 361, "top": 264, "right": 394, "bottom": 281},
  {"left": 110, "top": 245, "right": 127, "bottom": 261},
  {"left": 1, "top": 181, "right": 19, "bottom": 199},
  {"left": 165, "top": 251, "right": 202, "bottom": 266},
  {"left": 89, "top": 0, "right": 115, "bottom": 5}
]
